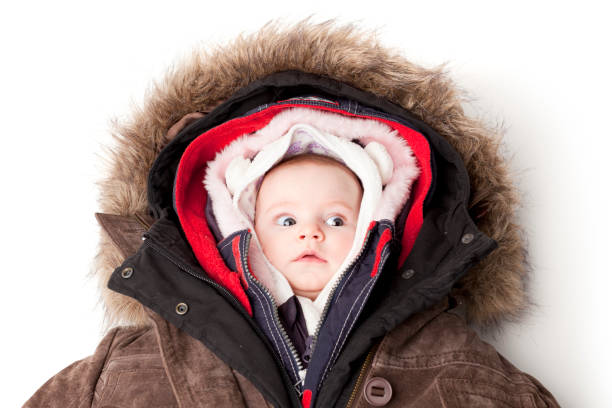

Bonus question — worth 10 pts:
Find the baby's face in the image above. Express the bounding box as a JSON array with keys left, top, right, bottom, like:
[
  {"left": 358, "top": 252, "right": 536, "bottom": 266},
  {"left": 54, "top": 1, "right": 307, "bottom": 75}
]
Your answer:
[{"left": 254, "top": 158, "right": 362, "bottom": 300}]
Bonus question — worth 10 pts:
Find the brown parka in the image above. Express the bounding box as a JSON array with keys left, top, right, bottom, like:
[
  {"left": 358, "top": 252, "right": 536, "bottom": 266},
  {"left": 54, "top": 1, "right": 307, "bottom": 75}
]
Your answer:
[{"left": 24, "top": 21, "right": 560, "bottom": 408}]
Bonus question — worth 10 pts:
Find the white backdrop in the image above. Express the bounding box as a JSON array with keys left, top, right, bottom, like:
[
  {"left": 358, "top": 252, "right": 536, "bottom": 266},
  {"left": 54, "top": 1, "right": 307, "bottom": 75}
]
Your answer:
[{"left": 2, "top": 1, "right": 610, "bottom": 407}]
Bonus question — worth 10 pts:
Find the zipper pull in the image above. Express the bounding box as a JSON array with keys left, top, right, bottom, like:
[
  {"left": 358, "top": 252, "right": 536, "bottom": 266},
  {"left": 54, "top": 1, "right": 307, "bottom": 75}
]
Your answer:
[{"left": 303, "top": 335, "right": 314, "bottom": 364}]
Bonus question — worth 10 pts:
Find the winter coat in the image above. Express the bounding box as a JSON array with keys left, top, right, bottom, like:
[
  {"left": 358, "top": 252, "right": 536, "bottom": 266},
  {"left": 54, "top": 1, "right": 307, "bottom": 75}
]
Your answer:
[{"left": 24, "top": 22, "right": 560, "bottom": 408}]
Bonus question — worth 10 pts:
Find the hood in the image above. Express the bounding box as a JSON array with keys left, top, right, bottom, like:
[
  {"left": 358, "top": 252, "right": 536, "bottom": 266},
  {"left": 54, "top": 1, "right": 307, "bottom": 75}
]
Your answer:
[
  {"left": 183, "top": 106, "right": 421, "bottom": 338},
  {"left": 95, "top": 21, "right": 528, "bottom": 330}
]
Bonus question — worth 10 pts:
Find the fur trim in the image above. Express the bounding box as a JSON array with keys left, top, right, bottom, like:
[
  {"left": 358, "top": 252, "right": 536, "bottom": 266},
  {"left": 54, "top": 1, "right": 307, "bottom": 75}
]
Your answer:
[{"left": 97, "top": 20, "right": 527, "bottom": 329}]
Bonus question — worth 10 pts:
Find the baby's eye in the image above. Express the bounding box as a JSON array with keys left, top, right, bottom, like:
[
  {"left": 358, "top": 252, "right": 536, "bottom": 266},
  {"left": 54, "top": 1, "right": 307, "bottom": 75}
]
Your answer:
[
  {"left": 325, "top": 216, "right": 345, "bottom": 227},
  {"left": 276, "top": 216, "right": 296, "bottom": 227}
]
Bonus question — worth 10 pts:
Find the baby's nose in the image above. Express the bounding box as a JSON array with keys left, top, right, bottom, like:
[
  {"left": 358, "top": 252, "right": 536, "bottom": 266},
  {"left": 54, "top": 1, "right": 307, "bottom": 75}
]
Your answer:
[{"left": 299, "top": 224, "right": 324, "bottom": 241}]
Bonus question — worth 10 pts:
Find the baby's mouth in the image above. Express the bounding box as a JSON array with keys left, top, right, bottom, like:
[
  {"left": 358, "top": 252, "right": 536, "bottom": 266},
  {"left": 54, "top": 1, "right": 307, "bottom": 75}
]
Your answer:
[{"left": 294, "top": 251, "right": 327, "bottom": 263}]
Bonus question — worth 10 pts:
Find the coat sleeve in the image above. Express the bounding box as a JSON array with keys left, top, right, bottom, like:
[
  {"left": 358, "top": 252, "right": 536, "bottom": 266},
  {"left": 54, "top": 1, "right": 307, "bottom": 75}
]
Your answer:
[{"left": 22, "top": 328, "right": 120, "bottom": 408}]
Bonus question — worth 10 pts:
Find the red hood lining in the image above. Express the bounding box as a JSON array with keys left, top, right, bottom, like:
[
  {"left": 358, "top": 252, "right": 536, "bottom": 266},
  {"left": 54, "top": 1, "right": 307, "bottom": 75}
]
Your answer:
[{"left": 174, "top": 104, "right": 432, "bottom": 314}]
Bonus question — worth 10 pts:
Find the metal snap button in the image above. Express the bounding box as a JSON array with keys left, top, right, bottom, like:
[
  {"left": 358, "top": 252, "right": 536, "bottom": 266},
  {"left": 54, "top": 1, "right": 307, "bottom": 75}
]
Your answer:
[
  {"left": 175, "top": 303, "right": 189, "bottom": 315},
  {"left": 461, "top": 233, "right": 474, "bottom": 244},
  {"left": 120, "top": 267, "right": 133, "bottom": 279},
  {"left": 401, "top": 269, "right": 415, "bottom": 280},
  {"left": 363, "top": 377, "right": 392, "bottom": 406}
]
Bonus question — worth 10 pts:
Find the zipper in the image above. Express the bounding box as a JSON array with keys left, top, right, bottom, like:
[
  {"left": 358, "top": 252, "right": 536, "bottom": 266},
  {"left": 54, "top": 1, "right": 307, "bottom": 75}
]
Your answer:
[
  {"left": 240, "top": 232, "right": 306, "bottom": 391},
  {"left": 141, "top": 223, "right": 386, "bottom": 402},
  {"left": 313, "top": 226, "right": 393, "bottom": 395},
  {"left": 309, "top": 226, "right": 376, "bottom": 361},
  {"left": 140, "top": 233, "right": 303, "bottom": 406},
  {"left": 344, "top": 343, "right": 379, "bottom": 408},
  {"left": 244, "top": 98, "right": 342, "bottom": 116},
  {"left": 239, "top": 225, "right": 378, "bottom": 391}
]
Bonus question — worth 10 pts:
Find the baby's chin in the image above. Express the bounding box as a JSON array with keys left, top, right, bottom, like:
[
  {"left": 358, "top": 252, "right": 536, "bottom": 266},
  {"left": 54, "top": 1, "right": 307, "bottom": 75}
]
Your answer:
[
  {"left": 277, "top": 263, "right": 339, "bottom": 300},
  {"left": 286, "top": 269, "right": 334, "bottom": 290},
  {"left": 292, "top": 287, "right": 323, "bottom": 301}
]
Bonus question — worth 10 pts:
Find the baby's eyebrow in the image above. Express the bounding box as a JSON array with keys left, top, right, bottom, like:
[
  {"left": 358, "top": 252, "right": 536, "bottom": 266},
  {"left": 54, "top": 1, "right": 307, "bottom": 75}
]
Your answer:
[
  {"left": 325, "top": 200, "right": 357, "bottom": 214},
  {"left": 261, "top": 201, "right": 296, "bottom": 216},
  {"left": 263, "top": 200, "right": 359, "bottom": 218},
  {"left": 261, "top": 200, "right": 357, "bottom": 216}
]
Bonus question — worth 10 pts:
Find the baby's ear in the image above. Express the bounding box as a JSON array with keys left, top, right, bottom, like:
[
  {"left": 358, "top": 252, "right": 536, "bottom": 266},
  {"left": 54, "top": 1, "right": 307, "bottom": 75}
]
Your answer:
[
  {"left": 364, "top": 142, "right": 393, "bottom": 185},
  {"left": 226, "top": 156, "right": 252, "bottom": 196}
]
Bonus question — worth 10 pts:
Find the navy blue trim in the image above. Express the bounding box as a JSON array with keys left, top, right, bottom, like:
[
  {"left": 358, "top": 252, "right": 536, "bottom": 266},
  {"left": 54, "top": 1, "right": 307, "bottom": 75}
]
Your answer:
[
  {"left": 215, "top": 222, "right": 396, "bottom": 401},
  {"left": 244, "top": 95, "right": 342, "bottom": 116},
  {"left": 226, "top": 231, "right": 304, "bottom": 391},
  {"left": 304, "top": 221, "right": 395, "bottom": 402},
  {"left": 216, "top": 230, "right": 246, "bottom": 273}
]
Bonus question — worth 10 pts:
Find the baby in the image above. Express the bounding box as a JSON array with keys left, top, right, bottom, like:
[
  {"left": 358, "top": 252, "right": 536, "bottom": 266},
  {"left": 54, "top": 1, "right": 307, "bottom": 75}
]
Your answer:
[{"left": 254, "top": 154, "right": 363, "bottom": 301}]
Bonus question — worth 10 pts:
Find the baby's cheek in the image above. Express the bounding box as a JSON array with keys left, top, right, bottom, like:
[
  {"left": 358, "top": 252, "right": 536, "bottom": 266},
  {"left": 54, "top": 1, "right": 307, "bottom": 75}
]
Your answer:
[
  {"left": 259, "top": 231, "right": 288, "bottom": 268},
  {"left": 340, "top": 229, "right": 357, "bottom": 249},
  {"left": 255, "top": 229, "right": 272, "bottom": 257}
]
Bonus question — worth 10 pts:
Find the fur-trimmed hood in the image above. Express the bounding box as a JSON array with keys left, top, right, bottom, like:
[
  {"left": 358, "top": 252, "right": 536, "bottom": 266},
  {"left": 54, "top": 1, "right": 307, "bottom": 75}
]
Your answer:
[{"left": 96, "top": 20, "right": 528, "bottom": 330}]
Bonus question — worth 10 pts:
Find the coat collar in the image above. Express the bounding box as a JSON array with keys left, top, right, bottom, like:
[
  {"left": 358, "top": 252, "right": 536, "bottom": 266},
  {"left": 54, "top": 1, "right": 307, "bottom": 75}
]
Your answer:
[{"left": 107, "top": 199, "right": 495, "bottom": 408}]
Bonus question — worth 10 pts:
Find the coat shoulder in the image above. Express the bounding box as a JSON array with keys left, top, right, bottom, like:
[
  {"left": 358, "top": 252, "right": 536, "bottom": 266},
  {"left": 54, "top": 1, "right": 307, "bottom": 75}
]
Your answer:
[
  {"left": 355, "top": 307, "right": 560, "bottom": 408},
  {"left": 23, "top": 325, "right": 167, "bottom": 408},
  {"left": 379, "top": 311, "right": 531, "bottom": 374}
]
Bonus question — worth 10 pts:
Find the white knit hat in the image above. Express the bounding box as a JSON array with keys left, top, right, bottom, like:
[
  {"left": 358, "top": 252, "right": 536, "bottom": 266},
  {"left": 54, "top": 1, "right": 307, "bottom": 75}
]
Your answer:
[{"left": 225, "top": 123, "right": 394, "bottom": 239}]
